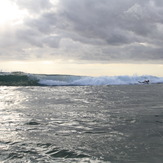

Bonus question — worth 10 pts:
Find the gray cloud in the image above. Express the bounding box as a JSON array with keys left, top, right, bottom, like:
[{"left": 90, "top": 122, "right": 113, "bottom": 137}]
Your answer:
[
  {"left": 14, "top": 0, "right": 52, "bottom": 13},
  {"left": 1, "top": 0, "right": 163, "bottom": 63}
]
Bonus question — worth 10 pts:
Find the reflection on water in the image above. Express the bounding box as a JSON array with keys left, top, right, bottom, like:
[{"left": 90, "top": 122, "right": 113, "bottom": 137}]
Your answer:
[
  {"left": 0, "top": 85, "right": 163, "bottom": 163},
  {"left": 0, "top": 87, "right": 25, "bottom": 144}
]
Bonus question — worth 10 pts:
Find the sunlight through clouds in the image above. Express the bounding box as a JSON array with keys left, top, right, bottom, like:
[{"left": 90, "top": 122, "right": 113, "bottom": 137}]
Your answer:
[
  {"left": 0, "top": 0, "right": 27, "bottom": 25},
  {"left": 0, "top": 0, "right": 163, "bottom": 76}
]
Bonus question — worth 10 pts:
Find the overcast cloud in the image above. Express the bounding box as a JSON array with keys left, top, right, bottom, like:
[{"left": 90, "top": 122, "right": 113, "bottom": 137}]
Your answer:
[{"left": 1, "top": 0, "right": 163, "bottom": 63}]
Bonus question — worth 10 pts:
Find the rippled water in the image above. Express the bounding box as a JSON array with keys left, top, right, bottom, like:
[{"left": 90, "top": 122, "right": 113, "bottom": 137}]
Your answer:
[{"left": 0, "top": 85, "right": 163, "bottom": 163}]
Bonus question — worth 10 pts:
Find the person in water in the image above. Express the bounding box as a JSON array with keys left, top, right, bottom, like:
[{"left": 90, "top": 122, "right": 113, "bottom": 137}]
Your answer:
[{"left": 138, "top": 80, "right": 150, "bottom": 84}]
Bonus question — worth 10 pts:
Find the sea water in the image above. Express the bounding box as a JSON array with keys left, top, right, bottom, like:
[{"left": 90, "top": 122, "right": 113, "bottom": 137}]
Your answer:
[{"left": 0, "top": 84, "right": 163, "bottom": 163}]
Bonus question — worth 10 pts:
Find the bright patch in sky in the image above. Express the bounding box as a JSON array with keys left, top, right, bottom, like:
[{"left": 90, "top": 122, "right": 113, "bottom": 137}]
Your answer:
[
  {"left": 0, "top": 0, "right": 27, "bottom": 25},
  {"left": 0, "top": 0, "right": 163, "bottom": 76}
]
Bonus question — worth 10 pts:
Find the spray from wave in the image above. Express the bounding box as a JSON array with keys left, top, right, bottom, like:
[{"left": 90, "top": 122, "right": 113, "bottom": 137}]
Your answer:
[
  {"left": 38, "top": 74, "right": 163, "bottom": 86},
  {"left": 0, "top": 71, "right": 163, "bottom": 86}
]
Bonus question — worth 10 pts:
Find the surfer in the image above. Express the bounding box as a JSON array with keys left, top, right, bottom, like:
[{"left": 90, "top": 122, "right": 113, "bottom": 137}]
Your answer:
[{"left": 138, "top": 80, "right": 149, "bottom": 84}]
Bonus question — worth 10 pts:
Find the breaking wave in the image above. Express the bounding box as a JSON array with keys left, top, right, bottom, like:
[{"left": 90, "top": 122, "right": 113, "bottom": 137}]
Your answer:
[
  {"left": 0, "top": 72, "right": 39, "bottom": 86},
  {"left": 0, "top": 71, "right": 163, "bottom": 86}
]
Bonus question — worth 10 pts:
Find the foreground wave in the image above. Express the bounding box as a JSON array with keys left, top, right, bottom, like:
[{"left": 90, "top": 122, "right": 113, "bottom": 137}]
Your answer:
[{"left": 0, "top": 71, "right": 163, "bottom": 86}]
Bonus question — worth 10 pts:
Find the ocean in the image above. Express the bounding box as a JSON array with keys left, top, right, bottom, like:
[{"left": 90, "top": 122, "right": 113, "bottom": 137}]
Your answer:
[{"left": 0, "top": 72, "right": 163, "bottom": 163}]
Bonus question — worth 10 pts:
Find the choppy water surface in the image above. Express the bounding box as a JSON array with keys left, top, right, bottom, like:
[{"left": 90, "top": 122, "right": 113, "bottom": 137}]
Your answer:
[{"left": 0, "top": 85, "right": 163, "bottom": 163}]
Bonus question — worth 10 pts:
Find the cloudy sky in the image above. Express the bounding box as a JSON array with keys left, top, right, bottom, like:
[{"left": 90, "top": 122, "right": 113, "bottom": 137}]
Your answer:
[{"left": 0, "top": 0, "right": 163, "bottom": 76}]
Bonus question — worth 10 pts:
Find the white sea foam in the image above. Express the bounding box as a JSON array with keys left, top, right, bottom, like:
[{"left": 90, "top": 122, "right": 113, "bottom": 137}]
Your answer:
[
  {"left": 39, "top": 79, "right": 69, "bottom": 86},
  {"left": 38, "top": 75, "right": 163, "bottom": 86}
]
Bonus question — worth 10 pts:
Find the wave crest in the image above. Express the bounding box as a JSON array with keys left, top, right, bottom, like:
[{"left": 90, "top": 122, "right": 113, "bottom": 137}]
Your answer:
[
  {"left": 38, "top": 75, "right": 163, "bottom": 86},
  {"left": 0, "top": 72, "right": 163, "bottom": 86}
]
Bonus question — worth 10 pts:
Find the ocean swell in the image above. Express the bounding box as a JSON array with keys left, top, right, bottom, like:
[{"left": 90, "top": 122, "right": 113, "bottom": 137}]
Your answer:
[
  {"left": 0, "top": 72, "right": 163, "bottom": 86},
  {"left": 0, "top": 72, "right": 39, "bottom": 86}
]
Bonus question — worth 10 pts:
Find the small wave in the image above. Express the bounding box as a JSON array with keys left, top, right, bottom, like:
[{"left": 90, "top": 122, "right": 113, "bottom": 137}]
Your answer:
[
  {"left": 6, "top": 152, "right": 24, "bottom": 160},
  {"left": 46, "top": 148, "right": 89, "bottom": 158},
  {"left": 0, "top": 140, "right": 108, "bottom": 163},
  {"left": 25, "top": 121, "right": 41, "bottom": 125}
]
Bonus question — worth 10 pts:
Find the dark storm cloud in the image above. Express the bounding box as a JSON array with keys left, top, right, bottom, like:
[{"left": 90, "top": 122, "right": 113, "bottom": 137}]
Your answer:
[{"left": 1, "top": 0, "right": 163, "bottom": 62}]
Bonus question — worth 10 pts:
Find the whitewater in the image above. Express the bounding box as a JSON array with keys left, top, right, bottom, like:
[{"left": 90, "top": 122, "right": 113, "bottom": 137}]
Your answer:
[
  {"left": 0, "top": 72, "right": 163, "bottom": 86},
  {"left": 38, "top": 74, "right": 163, "bottom": 86}
]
